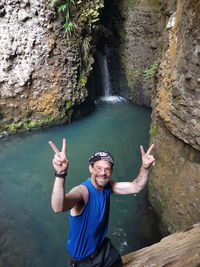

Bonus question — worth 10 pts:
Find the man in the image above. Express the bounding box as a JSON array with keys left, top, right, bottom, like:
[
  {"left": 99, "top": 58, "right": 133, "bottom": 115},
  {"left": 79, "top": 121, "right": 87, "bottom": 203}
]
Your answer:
[{"left": 49, "top": 138, "right": 155, "bottom": 267}]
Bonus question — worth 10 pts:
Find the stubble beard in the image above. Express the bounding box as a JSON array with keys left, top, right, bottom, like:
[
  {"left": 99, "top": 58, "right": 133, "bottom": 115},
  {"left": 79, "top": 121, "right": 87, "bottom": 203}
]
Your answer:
[{"left": 94, "top": 175, "right": 110, "bottom": 188}]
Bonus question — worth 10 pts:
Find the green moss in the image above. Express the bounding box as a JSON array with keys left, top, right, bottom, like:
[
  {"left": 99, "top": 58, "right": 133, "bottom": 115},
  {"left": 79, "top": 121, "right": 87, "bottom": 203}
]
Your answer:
[
  {"left": 65, "top": 101, "right": 74, "bottom": 109},
  {"left": 127, "top": 0, "right": 137, "bottom": 8},
  {"left": 126, "top": 68, "right": 142, "bottom": 87},
  {"left": 150, "top": 0, "right": 160, "bottom": 8},
  {"left": 4, "top": 122, "right": 23, "bottom": 133},
  {"left": 0, "top": 111, "right": 74, "bottom": 135},
  {"left": 149, "top": 121, "right": 158, "bottom": 137},
  {"left": 78, "top": 76, "right": 87, "bottom": 88}
]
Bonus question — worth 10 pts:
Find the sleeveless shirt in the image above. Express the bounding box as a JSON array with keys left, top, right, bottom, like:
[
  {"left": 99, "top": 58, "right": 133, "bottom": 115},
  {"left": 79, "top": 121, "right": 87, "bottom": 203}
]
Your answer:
[{"left": 67, "top": 178, "right": 112, "bottom": 259}]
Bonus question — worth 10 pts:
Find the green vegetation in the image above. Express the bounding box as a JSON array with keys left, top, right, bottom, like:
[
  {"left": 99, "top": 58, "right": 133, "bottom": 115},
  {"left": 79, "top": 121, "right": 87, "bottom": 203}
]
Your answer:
[
  {"left": 2, "top": 116, "right": 63, "bottom": 134},
  {"left": 127, "top": 0, "right": 137, "bottom": 8},
  {"left": 50, "top": 0, "right": 77, "bottom": 37},
  {"left": 65, "top": 101, "right": 74, "bottom": 109},
  {"left": 50, "top": 0, "right": 104, "bottom": 39},
  {"left": 126, "top": 68, "right": 142, "bottom": 88},
  {"left": 78, "top": 75, "right": 87, "bottom": 88},
  {"left": 149, "top": 121, "right": 158, "bottom": 137},
  {"left": 150, "top": 0, "right": 160, "bottom": 8},
  {"left": 143, "top": 63, "right": 158, "bottom": 79},
  {"left": 49, "top": 1, "right": 104, "bottom": 91},
  {"left": 4, "top": 122, "right": 23, "bottom": 133}
]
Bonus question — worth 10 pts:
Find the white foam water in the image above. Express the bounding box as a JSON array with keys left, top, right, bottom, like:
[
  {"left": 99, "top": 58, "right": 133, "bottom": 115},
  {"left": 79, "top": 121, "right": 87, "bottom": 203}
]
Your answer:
[{"left": 96, "top": 95, "right": 127, "bottom": 104}]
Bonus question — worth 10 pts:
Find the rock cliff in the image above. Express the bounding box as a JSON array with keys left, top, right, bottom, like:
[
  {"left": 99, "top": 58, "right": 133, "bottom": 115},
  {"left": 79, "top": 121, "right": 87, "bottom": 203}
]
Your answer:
[
  {"left": 118, "top": 0, "right": 200, "bottom": 235},
  {"left": 149, "top": 0, "right": 200, "bottom": 234},
  {"left": 119, "top": 0, "right": 160, "bottom": 107},
  {"left": 1, "top": 0, "right": 199, "bottom": 240},
  {"left": 0, "top": 0, "right": 100, "bottom": 136}
]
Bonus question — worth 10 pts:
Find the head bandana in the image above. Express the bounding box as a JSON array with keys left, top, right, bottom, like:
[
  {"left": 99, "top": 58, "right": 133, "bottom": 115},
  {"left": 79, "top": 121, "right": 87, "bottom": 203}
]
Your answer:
[{"left": 89, "top": 151, "right": 114, "bottom": 166}]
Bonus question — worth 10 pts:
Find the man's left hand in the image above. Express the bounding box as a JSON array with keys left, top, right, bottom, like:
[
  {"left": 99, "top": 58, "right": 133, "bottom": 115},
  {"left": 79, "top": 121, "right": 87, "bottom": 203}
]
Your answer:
[{"left": 140, "top": 144, "right": 155, "bottom": 169}]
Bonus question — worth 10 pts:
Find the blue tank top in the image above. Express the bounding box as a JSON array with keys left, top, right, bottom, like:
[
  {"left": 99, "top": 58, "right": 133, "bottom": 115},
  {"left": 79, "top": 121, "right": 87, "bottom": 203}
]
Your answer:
[{"left": 67, "top": 178, "right": 112, "bottom": 259}]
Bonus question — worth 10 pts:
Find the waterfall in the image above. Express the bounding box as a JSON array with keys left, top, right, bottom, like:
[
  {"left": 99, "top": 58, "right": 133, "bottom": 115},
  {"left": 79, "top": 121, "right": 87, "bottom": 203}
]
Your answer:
[
  {"left": 96, "top": 49, "right": 126, "bottom": 104},
  {"left": 102, "top": 54, "right": 111, "bottom": 96},
  {"left": 97, "top": 51, "right": 112, "bottom": 97}
]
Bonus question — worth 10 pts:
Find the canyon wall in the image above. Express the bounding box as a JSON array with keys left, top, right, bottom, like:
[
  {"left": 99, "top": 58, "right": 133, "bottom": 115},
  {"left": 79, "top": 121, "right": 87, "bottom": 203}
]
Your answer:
[
  {"left": 120, "top": 0, "right": 200, "bottom": 234},
  {"left": 149, "top": 0, "right": 200, "bottom": 234},
  {"left": 118, "top": 0, "right": 160, "bottom": 106},
  {"left": 0, "top": 0, "right": 100, "bottom": 136},
  {"left": 1, "top": 0, "right": 199, "bottom": 236}
]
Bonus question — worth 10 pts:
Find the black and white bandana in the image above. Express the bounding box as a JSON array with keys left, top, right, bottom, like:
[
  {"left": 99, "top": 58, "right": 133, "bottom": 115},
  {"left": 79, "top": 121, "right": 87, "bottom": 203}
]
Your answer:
[{"left": 89, "top": 151, "right": 114, "bottom": 165}]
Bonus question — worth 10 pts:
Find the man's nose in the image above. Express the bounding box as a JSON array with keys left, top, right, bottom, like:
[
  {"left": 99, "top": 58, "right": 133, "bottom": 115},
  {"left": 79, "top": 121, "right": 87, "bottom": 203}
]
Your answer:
[{"left": 100, "top": 168, "right": 106, "bottom": 175}]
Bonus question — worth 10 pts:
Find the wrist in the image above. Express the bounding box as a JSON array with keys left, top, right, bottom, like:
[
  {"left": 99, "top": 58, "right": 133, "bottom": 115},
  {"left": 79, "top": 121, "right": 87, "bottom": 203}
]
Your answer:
[
  {"left": 141, "top": 165, "right": 149, "bottom": 171},
  {"left": 55, "top": 171, "right": 67, "bottom": 178}
]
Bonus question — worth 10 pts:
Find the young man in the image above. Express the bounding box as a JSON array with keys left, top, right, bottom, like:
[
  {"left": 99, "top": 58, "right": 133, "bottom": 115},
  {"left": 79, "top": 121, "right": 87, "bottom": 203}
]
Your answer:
[{"left": 49, "top": 138, "right": 155, "bottom": 267}]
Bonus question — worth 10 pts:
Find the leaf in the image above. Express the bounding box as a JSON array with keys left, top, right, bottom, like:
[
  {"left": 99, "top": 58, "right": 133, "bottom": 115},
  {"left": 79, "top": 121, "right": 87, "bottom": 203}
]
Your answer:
[{"left": 58, "top": 4, "right": 67, "bottom": 13}]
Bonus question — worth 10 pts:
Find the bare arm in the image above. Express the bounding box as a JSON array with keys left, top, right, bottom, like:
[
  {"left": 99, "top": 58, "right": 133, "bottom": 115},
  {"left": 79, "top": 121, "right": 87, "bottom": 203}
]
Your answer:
[
  {"left": 49, "top": 138, "right": 83, "bottom": 212},
  {"left": 110, "top": 144, "right": 155, "bottom": 195},
  {"left": 51, "top": 179, "right": 83, "bottom": 212}
]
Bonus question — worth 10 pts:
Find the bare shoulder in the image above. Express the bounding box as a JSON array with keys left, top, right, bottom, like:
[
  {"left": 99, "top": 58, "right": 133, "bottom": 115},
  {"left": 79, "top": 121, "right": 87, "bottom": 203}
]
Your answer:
[
  {"left": 69, "top": 185, "right": 89, "bottom": 216},
  {"left": 69, "top": 184, "right": 89, "bottom": 204}
]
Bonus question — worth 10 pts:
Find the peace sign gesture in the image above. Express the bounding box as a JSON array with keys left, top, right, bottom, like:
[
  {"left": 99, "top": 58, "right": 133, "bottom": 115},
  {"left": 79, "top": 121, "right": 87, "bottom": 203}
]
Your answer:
[
  {"left": 49, "top": 138, "right": 69, "bottom": 174},
  {"left": 140, "top": 144, "right": 155, "bottom": 169}
]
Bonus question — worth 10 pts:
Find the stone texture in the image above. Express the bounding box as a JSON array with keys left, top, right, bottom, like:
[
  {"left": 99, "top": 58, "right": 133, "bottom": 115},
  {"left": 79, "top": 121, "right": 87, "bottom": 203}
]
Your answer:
[
  {"left": 118, "top": 0, "right": 200, "bottom": 235},
  {"left": 122, "top": 223, "right": 200, "bottom": 266},
  {"left": 149, "top": 122, "right": 200, "bottom": 234},
  {"left": 120, "top": 0, "right": 160, "bottom": 106},
  {"left": 0, "top": 0, "right": 90, "bottom": 134},
  {"left": 148, "top": 0, "right": 200, "bottom": 234},
  {"left": 153, "top": 0, "right": 200, "bottom": 151}
]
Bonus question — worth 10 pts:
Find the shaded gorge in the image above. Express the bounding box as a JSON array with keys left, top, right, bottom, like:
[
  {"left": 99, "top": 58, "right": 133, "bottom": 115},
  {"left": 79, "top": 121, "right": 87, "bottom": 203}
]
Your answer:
[{"left": 0, "top": 99, "right": 161, "bottom": 267}]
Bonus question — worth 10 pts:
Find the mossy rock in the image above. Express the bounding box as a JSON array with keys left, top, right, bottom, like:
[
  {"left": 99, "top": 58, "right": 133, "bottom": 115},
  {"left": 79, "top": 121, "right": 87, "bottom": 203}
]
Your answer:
[{"left": 150, "top": 121, "right": 158, "bottom": 137}]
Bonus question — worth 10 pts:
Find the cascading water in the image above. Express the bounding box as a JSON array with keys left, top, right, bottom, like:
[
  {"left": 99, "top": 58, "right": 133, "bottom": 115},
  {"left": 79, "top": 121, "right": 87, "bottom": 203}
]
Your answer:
[
  {"left": 97, "top": 51, "right": 112, "bottom": 97},
  {"left": 96, "top": 48, "right": 126, "bottom": 104}
]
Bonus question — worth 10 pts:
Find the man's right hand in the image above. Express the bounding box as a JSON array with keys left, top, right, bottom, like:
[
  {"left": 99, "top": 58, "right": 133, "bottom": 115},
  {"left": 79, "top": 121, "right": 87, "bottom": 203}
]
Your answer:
[{"left": 49, "top": 138, "right": 68, "bottom": 174}]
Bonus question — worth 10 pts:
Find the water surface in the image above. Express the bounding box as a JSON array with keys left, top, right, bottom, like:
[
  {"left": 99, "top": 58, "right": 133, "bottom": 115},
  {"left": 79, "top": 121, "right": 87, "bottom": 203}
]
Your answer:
[{"left": 0, "top": 100, "right": 157, "bottom": 267}]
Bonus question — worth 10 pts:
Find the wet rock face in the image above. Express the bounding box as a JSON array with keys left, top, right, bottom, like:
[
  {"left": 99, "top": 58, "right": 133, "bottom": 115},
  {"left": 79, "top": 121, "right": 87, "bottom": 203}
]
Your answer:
[
  {"left": 0, "top": 0, "right": 87, "bottom": 132},
  {"left": 120, "top": 0, "right": 160, "bottom": 106},
  {"left": 149, "top": 0, "right": 200, "bottom": 234},
  {"left": 149, "top": 122, "right": 200, "bottom": 234},
  {"left": 154, "top": 0, "right": 200, "bottom": 151}
]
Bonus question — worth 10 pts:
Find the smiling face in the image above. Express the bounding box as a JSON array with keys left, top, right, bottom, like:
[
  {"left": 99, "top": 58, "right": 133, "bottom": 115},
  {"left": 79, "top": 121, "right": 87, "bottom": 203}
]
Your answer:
[{"left": 89, "top": 160, "right": 113, "bottom": 190}]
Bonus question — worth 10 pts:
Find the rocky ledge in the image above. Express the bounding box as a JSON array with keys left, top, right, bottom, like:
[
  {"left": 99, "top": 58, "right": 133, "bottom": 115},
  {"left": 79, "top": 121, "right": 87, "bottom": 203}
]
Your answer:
[{"left": 122, "top": 223, "right": 200, "bottom": 267}]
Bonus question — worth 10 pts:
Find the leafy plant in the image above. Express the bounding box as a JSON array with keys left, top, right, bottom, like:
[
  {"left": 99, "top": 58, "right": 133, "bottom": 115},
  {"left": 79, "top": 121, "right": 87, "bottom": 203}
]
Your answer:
[
  {"left": 143, "top": 63, "right": 158, "bottom": 79},
  {"left": 50, "top": 0, "right": 104, "bottom": 38},
  {"left": 50, "top": 0, "right": 59, "bottom": 7},
  {"left": 50, "top": 0, "right": 76, "bottom": 37},
  {"left": 63, "top": 21, "right": 77, "bottom": 37}
]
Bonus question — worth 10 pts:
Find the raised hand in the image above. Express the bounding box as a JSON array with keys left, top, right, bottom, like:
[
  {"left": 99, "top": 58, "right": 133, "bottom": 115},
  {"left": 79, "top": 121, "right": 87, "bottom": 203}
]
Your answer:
[
  {"left": 49, "top": 138, "right": 69, "bottom": 174},
  {"left": 140, "top": 144, "right": 155, "bottom": 169}
]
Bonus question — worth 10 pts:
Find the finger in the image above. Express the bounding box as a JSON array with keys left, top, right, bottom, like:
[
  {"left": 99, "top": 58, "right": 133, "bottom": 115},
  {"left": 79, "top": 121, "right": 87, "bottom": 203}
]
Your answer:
[
  {"left": 146, "top": 144, "right": 155, "bottom": 155},
  {"left": 53, "top": 158, "right": 61, "bottom": 166},
  {"left": 62, "top": 138, "right": 67, "bottom": 155},
  {"left": 49, "top": 141, "right": 59, "bottom": 154},
  {"left": 152, "top": 161, "right": 155, "bottom": 166},
  {"left": 140, "top": 145, "right": 145, "bottom": 156},
  {"left": 54, "top": 154, "right": 62, "bottom": 162}
]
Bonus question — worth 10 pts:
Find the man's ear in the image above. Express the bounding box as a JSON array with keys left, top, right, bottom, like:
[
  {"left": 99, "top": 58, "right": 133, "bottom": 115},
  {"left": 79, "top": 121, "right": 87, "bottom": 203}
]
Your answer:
[{"left": 89, "top": 165, "right": 93, "bottom": 174}]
